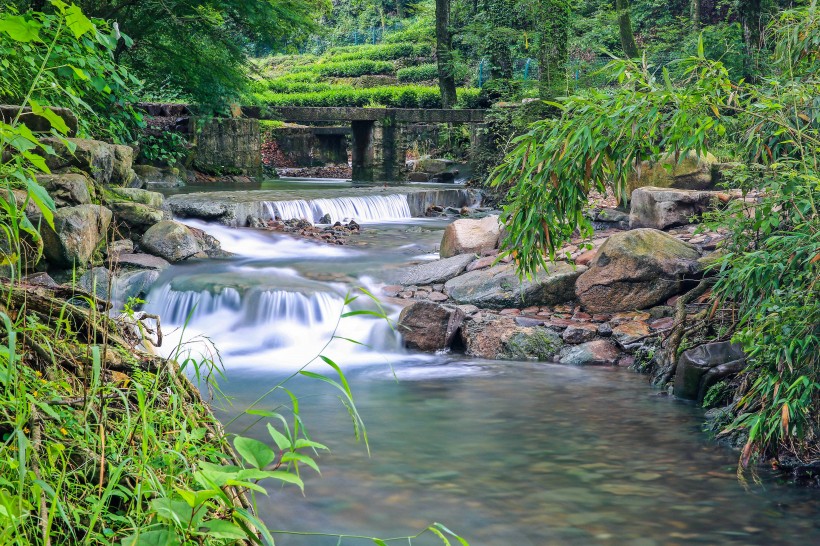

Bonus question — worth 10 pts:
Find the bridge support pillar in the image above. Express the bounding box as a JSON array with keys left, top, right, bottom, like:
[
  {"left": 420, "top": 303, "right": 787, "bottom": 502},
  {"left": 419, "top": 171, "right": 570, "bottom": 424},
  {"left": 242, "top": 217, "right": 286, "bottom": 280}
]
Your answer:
[{"left": 351, "top": 116, "right": 406, "bottom": 182}]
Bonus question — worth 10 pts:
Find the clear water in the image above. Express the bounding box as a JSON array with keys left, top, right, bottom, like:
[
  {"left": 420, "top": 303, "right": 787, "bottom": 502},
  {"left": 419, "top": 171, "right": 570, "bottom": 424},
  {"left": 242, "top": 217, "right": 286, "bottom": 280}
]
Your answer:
[{"left": 143, "top": 182, "right": 820, "bottom": 545}]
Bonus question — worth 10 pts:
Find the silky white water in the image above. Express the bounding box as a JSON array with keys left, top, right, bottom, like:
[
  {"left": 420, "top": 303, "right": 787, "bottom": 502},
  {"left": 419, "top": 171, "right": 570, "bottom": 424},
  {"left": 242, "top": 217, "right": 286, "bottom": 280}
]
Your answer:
[{"left": 263, "top": 194, "right": 412, "bottom": 224}]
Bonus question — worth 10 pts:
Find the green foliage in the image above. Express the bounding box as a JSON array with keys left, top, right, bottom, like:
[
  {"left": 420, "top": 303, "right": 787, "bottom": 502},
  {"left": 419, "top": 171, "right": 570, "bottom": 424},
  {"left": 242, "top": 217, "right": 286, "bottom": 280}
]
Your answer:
[
  {"left": 493, "top": 3, "right": 820, "bottom": 467},
  {"left": 138, "top": 132, "right": 189, "bottom": 166},
  {"left": 325, "top": 42, "right": 431, "bottom": 61},
  {"left": 308, "top": 59, "right": 395, "bottom": 77},
  {"left": 0, "top": 2, "right": 142, "bottom": 143},
  {"left": 397, "top": 63, "right": 439, "bottom": 82},
  {"left": 256, "top": 84, "right": 480, "bottom": 108}
]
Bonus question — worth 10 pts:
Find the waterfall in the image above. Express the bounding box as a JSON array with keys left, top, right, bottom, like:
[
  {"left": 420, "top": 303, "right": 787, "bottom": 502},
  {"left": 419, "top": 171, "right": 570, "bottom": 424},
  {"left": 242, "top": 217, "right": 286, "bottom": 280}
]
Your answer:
[
  {"left": 263, "top": 194, "right": 412, "bottom": 224},
  {"left": 144, "top": 282, "right": 404, "bottom": 368}
]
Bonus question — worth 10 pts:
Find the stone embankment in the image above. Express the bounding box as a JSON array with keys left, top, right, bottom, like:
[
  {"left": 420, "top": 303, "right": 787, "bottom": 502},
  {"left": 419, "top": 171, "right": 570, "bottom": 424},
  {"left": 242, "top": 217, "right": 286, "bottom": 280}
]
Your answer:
[
  {"left": 392, "top": 186, "right": 742, "bottom": 403},
  {"left": 15, "top": 134, "right": 226, "bottom": 306}
]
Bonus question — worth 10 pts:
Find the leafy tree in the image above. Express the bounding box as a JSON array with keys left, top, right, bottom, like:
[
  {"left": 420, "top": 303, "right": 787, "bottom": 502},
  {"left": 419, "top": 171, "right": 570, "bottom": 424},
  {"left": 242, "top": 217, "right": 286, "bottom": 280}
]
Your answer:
[{"left": 11, "top": 0, "right": 327, "bottom": 111}]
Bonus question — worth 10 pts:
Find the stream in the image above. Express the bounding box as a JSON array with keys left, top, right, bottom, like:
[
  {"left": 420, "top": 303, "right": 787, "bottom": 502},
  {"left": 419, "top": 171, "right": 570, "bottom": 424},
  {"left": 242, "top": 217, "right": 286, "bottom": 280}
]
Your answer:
[{"left": 144, "top": 178, "right": 820, "bottom": 545}]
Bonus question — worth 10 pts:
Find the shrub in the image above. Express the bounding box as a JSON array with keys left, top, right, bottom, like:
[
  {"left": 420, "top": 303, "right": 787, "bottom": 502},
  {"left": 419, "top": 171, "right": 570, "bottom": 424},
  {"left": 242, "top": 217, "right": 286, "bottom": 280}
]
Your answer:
[
  {"left": 255, "top": 85, "right": 481, "bottom": 109},
  {"left": 397, "top": 63, "right": 439, "bottom": 82},
  {"left": 287, "top": 59, "right": 395, "bottom": 77},
  {"left": 325, "top": 43, "right": 432, "bottom": 62}
]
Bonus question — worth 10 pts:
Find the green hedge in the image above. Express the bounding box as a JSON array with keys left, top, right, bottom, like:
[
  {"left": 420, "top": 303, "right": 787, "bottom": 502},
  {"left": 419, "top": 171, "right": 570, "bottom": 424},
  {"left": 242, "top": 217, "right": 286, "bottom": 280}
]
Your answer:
[
  {"left": 263, "top": 79, "right": 337, "bottom": 94},
  {"left": 397, "top": 63, "right": 439, "bottom": 82},
  {"left": 325, "top": 43, "right": 432, "bottom": 62},
  {"left": 256, "top": 85, "right": 481, "bottom": 109},
  {"left": 290, "top": 59, "right": 395, "bottom": 77}
]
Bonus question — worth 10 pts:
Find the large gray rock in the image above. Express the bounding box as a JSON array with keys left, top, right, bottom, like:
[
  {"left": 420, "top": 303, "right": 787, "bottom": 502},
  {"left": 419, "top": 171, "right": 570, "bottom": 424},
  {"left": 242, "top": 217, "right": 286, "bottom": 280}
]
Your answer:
[
  {"left": 575, "top": 229, "right": 701, "bottom": 313},
  {"left": 111, "top": 252, "right": 170, "bottom": 271},
  {"left": 460, "top": 313, "right": 563, "bottom": 360},
  {"left": 140, "top": 221, "right": 203, "bottom": 262},
  {"left": 36, "top": 173, "right": 93, "bottom": 207},
  {"left": 627, "top": 151, "right": 718, "bottom": 194},
  {"left": 400, "top": 254, "right": 476, "bottom": 286},
  {"left": 79, "top": 266, "right": 160, "bottom": 309},
  {"left": 41, "top": 205, "right": 112, "bottom": 267},
  {"left": 42, "top": 138, "right": 115, "bottom": 185},
  {"left": 133, "top": 165, "right": 186, "bottom": 188},
  {"left": 0, "top": 104, "right": 77, "bottom": 136},
  {"left": 111, "top": 145, "right": 136, "bottom": 186},
  {"left": 107, "top": 187, "right": 164, "bottom": 208},
  {"left": 440, "top": 215, "right": 500, "bottom": 258},
  {"left": 629, "top": 186, "right": 727, "bottom": 230},
  {"left": 109, "top": 201, "right": 165, "bottom": 235},
  {"left": 445, "top": 262, "right": 584, "bottom": 310},
  {"left": 674, "top": 341, "right": 746, "bottom": 402},
  {"left": 398, "top": 301, "right": 465, "bottom": 352},
  {"left": 558, "top": 340, "right": 622, "bottom": 366}
]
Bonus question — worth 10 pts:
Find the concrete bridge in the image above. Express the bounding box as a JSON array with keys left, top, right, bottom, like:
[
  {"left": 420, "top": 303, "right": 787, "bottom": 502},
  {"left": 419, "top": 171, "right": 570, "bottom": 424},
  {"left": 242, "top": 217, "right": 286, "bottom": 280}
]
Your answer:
[
  {"left": 137, "top": 103, "right": 488, "bottom": 181},
  {"left": 244, "top": 106, "right": 488, "bottom": 181}
]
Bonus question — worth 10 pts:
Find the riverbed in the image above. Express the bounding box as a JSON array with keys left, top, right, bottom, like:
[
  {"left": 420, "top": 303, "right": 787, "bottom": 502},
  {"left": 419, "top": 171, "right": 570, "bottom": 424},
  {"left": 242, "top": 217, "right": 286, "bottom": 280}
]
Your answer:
[{"left": 145, "top": 178, "right": 820, "bottom": 545}]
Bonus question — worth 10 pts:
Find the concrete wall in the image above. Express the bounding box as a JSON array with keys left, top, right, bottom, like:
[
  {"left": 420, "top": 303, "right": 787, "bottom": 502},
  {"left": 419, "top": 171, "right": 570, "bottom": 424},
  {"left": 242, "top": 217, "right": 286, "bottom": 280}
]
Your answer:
[
  {"left": 269, "top": 127, "right": 349, "bottom": 167},
  {"left": 190, "top": 117, "right": 261, "bottom": 176}
]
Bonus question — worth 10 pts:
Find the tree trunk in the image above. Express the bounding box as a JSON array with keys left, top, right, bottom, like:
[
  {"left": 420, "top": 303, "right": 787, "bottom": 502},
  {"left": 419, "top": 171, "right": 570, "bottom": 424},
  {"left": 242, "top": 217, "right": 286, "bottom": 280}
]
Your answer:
[
  {"left": 436, "top": 0, "right": 458, "bottom": 108},
  {"left": 615, "top": 0, "right": 640, "bottom": 59},
  {"left": 691, "top": 0, "right": 701, "bottom": 28},
  {"left": 538, "top": 0, "right": 570, "bottom": 100},
  {"left": 740, "top": 0, "right": 763, "bottom": 49}
]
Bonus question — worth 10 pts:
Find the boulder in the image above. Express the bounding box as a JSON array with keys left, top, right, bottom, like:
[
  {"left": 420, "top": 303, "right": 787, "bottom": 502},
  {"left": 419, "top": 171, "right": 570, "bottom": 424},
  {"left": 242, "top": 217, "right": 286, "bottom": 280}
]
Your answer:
[
  {"left": 399, "top": 254, "right": 475, "bottom": 286},
  {"left": 79, "top": 266, "right": 160, "bottom": 308},
  {"left": 558, "top": 339, "right": 622, "bottom": 366},
  {"left": 558, "top": 340, "right": 622, "bottom": 366},
  {"left": 460, "top": 314, "right": 563, "bottom": 361},
  {"left": 627, "top": 151, "right": 718, "bottom": 194},
  {"left": 440, "top": 215, "right": 500, "bottom": 258},
  {"left": 112, "top": 252, "right": 170, "bottom": 271},
  {"left": 133, "top": 165, "right": 186, "bottom": 188},
  {"left": 107, "top": 187, "right": 163, "bottom": 208},
  {"left": 414, "top": 158, "right": 454, "bottom": 175},
  {"left": 629, "top": 187, "right": 726, "bottom": 230},
  {"left": 36, "top": 174, "right": 93, "bottom": 207},
  {"left": 674, "top": 341, "right": 746, "bottom": 402},
  {"left": 109, "top": 201, "right": 165, "bottom": 235},
  {"left": 111, "top": 145, "right": 136, "bottom": 186},
  {"left": 407, "top": 172, "right": 430, "bottom": 182},
  {"left": 398, "top": 301, "right": 465, "bottom": 352},
  {"left": 41, "top": 205, "right": 112, "bottom": 267},
  {"left": 445, "top": 262, "right": 584, "bottom": 310},
  {"left": 106, "top": 239, "right": 134, "bottom": 256},
  {"left": 0, "top": 104, "right": 78, "bottom": 136},
  {"left": 42, "top": 138, "right": 115, "bottom": 185},
  {"left": 575, "top": 229, "right": 701, "bottom": 313},
  {"left": 140, "top": 221, "right": 203, "bottom": 262}
]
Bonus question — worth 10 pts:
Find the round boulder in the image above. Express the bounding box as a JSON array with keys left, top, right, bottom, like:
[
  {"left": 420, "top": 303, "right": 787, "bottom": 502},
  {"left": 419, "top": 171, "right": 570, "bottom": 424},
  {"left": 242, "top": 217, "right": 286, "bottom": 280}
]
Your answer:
[
  {"left": 440, "top": 215, "right": 500, "bottom": 258},
  {"left": 140, "top": 220, "right": 203, "bottom": 262},
  {"left": 398, "top": 301, "right": 465, "bottom": 352},
  {"left": 575, "top": 229, "right": 701, "bottom": 314}
]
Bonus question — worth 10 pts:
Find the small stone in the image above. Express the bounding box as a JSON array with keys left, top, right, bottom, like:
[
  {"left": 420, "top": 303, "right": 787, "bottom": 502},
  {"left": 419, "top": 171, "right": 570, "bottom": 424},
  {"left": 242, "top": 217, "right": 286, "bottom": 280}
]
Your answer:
[
  {"left": 572, "top": 311, "right": 592, "bottom": 321},
  {"left": 612, "top": 321, "right": 652, "bottom": 348},
  {"left": 618, "top": 355, "right": 636, "bottom": 367},
  {"left": 381, "top": 285, "right": 403, "bottom": 297},
  {"left": 610, "top": 311, "right": 651, "bottom": 325},
  {"left": 649, "top": 317, "right": 675, "bottom": 330},
  {"left": 499, "top": 308, "right": 520, "bottom": 316},
  {"left": 427, "top": 291, "right": 448, "bottom": 302},
  {"left": 575, "top": 249, "right": 598, "bottom": 266},
  {"left": 562, "top": 323, "right": 598, "bottom": 344},
  {"left": 666, "top": 295, "right": 681, "bottom": 306},
  {"left": 597, "top": 322, "right": 613, "bottom": 337},
  {"left": 456, "top": 304, "right": 480, "bottom": 315},
  {"left": 465, "top": 255, "right": 496, "bottom": 272},
  {"left": 432, "top": 284, "right": 444, "bottom": 291},
  {"left": 515, "top": 317, "right": 545, "bottom": 327},
  {"left": 592, "top": 313, "right": 612, "bottom": 322},
  {"left": 558, "top": 340, "right": 621, "bottom": 366},
  {"left": 398, "top": 291, "right": 414, "bottom": 299}
]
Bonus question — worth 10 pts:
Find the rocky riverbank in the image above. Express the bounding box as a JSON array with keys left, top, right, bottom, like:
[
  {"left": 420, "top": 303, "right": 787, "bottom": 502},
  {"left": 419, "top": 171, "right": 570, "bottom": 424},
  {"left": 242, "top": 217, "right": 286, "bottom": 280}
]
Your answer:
[{"left": 386, "top": 185, "right": 814, "bottom": 477}]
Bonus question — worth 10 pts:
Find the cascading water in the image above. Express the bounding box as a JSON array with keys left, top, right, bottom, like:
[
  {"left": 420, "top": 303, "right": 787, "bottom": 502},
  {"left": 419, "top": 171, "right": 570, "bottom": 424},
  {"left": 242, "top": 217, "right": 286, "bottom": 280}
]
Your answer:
[
  {"left": 144, "top": 278, "right": 408, "bottom": 369},
  {"left": 263, "top": 194, "right": 412, "bottom": 224}
]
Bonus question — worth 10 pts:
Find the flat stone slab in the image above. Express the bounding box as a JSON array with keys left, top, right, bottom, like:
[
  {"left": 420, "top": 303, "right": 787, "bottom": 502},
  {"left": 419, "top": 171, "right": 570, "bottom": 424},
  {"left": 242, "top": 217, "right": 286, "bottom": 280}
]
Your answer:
[
  {"left": 112, "top": 252, "right": 171, "bottom": 271},
  {"left": 399, "top": 254, "right": 476, "bottom": 285}
]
